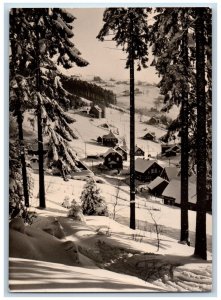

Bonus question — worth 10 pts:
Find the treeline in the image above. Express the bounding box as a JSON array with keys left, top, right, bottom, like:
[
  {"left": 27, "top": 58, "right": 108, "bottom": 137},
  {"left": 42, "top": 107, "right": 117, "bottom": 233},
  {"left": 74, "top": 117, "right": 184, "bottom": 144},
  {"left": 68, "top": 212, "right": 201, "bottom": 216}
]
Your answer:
[{"left": 61, "top": 76, "right": 117, "bottom": 108}]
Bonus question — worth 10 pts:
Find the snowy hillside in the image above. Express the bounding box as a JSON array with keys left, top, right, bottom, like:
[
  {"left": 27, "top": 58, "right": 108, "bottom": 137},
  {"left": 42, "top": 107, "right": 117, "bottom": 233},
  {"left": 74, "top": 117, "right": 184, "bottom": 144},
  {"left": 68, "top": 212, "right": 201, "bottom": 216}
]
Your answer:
[{"left": 9, "top": 171, "right": 212, "bottom": 293}]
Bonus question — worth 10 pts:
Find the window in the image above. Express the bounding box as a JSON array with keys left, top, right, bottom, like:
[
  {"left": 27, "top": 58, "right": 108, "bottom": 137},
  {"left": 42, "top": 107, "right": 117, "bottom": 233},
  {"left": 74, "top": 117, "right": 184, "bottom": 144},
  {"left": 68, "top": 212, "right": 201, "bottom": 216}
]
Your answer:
[
  {"left": 116, "top": 157, "right": 119, "bottom": 161},
  {"left": 108, "top": 157, "right": 111, "bottom": 161}
]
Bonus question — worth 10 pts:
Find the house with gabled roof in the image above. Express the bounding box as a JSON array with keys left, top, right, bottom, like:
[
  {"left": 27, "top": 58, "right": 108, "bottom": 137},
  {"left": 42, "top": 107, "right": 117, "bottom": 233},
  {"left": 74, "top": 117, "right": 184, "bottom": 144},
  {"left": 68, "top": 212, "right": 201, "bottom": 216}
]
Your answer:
[
  {"left": 135, "top": 158, "right": 163, "bottom": 182},
  {"left": 114, "top": 145, "right": 127, "bottom": 161},
  {"left": 142, "top": 132, "right": 156, "bottom": 141},
  {"left": 160, "top": 167, "right": 178, "bottom": 182},
  {"left": 102, "top": 130, "right": 118, "bottom": 147},
  {"left": 135, "top": 145, "right": 145, "bottom": 157},
  {"left": 147, "top": 176, "right": 169, "bottom": 197},
  {"left": 162, "top": 178, "right": 197, "bottom": 210},
  {"left": 89, "top": 105, "right": 102, "bottom": 118},
  {"left": 103, "top": 148, "right": 123, "bottom": 170}
]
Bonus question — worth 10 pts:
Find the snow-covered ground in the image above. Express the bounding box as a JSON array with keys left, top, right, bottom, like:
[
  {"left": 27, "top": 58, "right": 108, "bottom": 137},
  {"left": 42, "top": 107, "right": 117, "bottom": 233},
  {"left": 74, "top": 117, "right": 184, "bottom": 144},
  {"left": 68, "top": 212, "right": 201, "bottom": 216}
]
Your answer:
[{"left": 9, "top": 172, "right": 212, "bottom": 293}]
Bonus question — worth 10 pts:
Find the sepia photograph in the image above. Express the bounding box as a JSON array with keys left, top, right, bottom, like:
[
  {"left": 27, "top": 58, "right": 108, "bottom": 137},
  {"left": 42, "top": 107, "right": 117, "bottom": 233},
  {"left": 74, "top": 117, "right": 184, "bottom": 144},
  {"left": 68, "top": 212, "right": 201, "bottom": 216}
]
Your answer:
[{"left": 8, "top": 4, "right": 213, "bottom": 294}]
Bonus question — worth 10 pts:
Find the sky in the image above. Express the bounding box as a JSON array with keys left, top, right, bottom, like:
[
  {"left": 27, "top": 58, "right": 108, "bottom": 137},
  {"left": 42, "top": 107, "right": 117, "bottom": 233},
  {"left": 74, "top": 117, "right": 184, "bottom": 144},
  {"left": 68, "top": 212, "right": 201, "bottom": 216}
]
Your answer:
[{"left": 64, "top": 8, "right": 159, "bottom": 83}]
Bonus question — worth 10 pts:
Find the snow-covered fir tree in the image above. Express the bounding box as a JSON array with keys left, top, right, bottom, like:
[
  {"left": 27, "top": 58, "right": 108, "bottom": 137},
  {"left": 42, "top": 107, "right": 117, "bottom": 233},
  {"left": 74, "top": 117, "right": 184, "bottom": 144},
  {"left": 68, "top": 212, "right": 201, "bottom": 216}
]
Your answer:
[
  {"left": 9, "top": 8, "right": 89, "bottom": 208},
  {"left": 80, "top": 178, "right": 108, "bottom": 216}
]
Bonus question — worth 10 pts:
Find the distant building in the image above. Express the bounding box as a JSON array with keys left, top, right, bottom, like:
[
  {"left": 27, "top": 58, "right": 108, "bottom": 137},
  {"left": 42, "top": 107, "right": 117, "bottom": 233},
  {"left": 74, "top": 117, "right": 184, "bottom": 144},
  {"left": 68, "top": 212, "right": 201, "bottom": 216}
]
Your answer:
[
  {"left": 97, "top": 136, "right": 102, "bottom": 143},
  {"left": 90, "top": 105, "right": 102, "bottom": 118},
  {"left": 162, "top": 179, "right": 197, "bottom": 210},
  {"left": 160, "top": 167, "right": 178, "bottom": 182},
  {"left": 147, "top": 176, "right": 169, "bottom": 197},
  {"left": 103, "top": 148, "right": 123, "bottom": 170},
  {"left": 102, "top": 130, "right": 118, "bottom": 147},
  {"left": 142, "top": 132, "right": 156, "bottom": 141},
  {"left": 135, "top": 145, "right": 145, "bottom": 157},
  {"left": 161, "top": 144, "right": 181, "bottom": 157},
  {"left": 114, "top": 145, "right": 127, "bottom": 161},
  {"left": 81, "top": 106, "right": 91, "bottom": 114},
  {"left": 147, "top": 116, "right": 160, "bottom": 125},
  {"left": 135, "top": 158, "right": 163, "bottom": 182}
]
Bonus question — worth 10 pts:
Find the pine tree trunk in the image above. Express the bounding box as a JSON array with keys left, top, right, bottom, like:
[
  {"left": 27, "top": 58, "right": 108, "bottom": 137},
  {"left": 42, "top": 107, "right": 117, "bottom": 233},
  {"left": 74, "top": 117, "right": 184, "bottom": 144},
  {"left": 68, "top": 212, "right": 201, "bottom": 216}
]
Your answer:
[
  {"left": 129, "top": 21, "right": 136, "bottom": 230},
  {"left": 36, "top": 27, "right": 46, "bottom": 209},
  {"left": 194, "top": 8, "right": 207, "bottom": 260},
  {"left": 16, "top": 102, "right": 30, "bottom": 207},
  {"left": 180, "top": 28, "right": 189, "bottom": 243}
]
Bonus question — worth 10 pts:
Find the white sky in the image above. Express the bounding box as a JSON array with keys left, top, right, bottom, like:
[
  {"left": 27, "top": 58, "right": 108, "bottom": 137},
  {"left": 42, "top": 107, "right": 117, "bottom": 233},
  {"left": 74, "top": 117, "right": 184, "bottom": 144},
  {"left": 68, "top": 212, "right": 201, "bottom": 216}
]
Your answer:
[{"left": 65, "top": 8, "right": 159, "bottom": 83}]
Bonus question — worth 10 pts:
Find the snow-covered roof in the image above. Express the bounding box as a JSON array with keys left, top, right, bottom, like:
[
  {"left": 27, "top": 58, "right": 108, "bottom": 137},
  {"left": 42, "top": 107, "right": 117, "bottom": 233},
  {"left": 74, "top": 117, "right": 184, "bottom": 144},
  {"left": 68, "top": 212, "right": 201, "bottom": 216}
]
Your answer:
[
  {"left": 161, "top": 167, "right": 178, "bottom": 180},
  {"left": 102, "top": 130, "right": 118, "bottom": 140},
  {"left": 135, "top": 145, "right": 144, "bottom": 153},
  {"left": 135, "top": 158, "right": 157, "bottom": 173},
  {"left": 147, "top": 176, "right": 168, "bottom": 190},
  {"left": 93, "top": 105, "right": 102, "bottom": 112},
  {"left": 114, "top": 145, "right": 127, "bottom": 153},
  {"left": 103, "top": 148, "right": 122, "bottom": 158},
  {"left": 162, "top": 179, "right": 196, "bottom": 204}
]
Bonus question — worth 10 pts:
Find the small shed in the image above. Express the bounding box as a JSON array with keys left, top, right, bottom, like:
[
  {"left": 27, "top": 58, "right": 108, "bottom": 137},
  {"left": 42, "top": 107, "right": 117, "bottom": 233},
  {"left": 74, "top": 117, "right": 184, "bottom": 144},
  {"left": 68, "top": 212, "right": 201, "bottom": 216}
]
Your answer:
[
  {"left": 102, "top": 130, "right": 118, "bottom": 147},
  {"left": 30, "top": 155, "right": 39, "bottom": 170},
  {"left": 114, "top": 145, "right": 127, "bottom": 161},
  {"left": 90, "top": 105, "right": 102, "bottom": 118},
  {"left": 135, "top": 145, "right": 145, "bottom": 157},
  {"left": 161, "top": 144, "right": 181, "bottom": 157},
  {"left": 135, "top": 158, "right": 163, "bottom": 182},
  {"left": 103, "top": 148, "right": 123, "bottom": 170},
  {"left": 147, "top": 176, "right": 169, "bottom": 197}
]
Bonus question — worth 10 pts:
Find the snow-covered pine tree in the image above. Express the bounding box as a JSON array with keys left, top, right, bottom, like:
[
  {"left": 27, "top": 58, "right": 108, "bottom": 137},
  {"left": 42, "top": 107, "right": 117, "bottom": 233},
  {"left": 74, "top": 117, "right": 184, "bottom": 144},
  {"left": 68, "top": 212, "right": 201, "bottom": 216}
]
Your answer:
[
  {"left": 150, "top": 8, "right": 197, "bottom": 244},
  {"left": 10, "top": 8, "right": 89, "bottom": 208},
  {"left": 80, "top": 178, "right": 108, "bottom": 216},
  {"left": 97, "top": 8, "right": 151, "bottom": 229}
]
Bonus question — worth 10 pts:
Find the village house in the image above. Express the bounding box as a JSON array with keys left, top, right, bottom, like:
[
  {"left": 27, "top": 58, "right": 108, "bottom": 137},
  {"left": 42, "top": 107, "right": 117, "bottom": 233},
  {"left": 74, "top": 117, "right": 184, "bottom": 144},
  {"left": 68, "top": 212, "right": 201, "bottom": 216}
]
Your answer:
[
  {"left": 103, "top": 148, "right": 123, "bottom": 170},
  {"left": 114, "top": 145, "right": 127, "bottom": 161},
  {"left": 142, "top": 132, "right": 156, "bottom": 141},
  {"left": 97, "top": 136, "right": 102, "bottom": 143},
  {"left": 160, "top": 167, "right": 178, "bottom": 182},
  {"left": 135, "top": 158, "right": 163, "bottom": 182},
  {"left": 81, "top": 106, "right": 91, "bottom": 115},
  {"left": 89, "top": 105, "right": 102, "bottom": 118},
  {"left": 102, "top": 130, "right": 118, "bottom": 147},
  {"left": 161, "top": 144, "right": 181, "bottom": 157},
  {"left": 162, "top": 178, "right": 197, "bottom": 210},
  {"left": 147, "top": 116, "right": 160, "bottom": 125},
  {"left": 147, "top": 176, "right": 169, "bottom": 197},
  {"left": 135, "top": 145, "right": 145, "bottom": 157}
]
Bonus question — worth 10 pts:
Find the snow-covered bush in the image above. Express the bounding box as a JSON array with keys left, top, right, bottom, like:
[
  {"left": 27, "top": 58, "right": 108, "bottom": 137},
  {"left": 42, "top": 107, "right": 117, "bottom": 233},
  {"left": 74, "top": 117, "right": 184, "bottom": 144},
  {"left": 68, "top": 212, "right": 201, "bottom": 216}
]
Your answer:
[
  {"left": 67, "top": 199, "right": 84, "bottom": 221},
  {"left": 80, "top": 178, "right": 108, "bottom": 216}
]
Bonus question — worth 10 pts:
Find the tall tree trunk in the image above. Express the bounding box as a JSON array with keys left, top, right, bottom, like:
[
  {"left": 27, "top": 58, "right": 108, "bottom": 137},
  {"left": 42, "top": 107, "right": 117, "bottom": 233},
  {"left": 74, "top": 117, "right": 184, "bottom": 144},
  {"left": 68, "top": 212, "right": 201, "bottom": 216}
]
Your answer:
[
  {"left": 36, "top": 27, "right": 46, "bottom": 209},
  {"left": 194, "top": 8, "right": 207, "bottom": 260},
  {"left": 129, "top": 20, "right": 136, "bottom": 230},
  {"left": 180, "top": 27, "right": 189, "bottom": 243},
  {"left": 16, "top": 102, "right": 30, "bottom": 207}
]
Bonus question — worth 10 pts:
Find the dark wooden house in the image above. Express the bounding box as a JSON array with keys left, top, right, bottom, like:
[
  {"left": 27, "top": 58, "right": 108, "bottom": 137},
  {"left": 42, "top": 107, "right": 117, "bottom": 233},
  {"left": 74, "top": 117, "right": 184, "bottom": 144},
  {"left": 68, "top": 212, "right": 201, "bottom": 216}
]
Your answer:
[
  {"left": 114, "top": 145, "right": 127, "bottom": 161},
  {"left": 161, "top": 144, "right": 181, "bottom": 157},
  {"left": 103, "top": 148, "right": 123, "bottom": 170},
  {"left": 147, "top": 176, "right": 169, "bottom": 197},
  {"left": 147, "top": 116, "right": 160, "bottom": 125},
  {"left": 89, "top": 105, "right": 102, "bottom": 118},
  {"left": 142, "top": 132, "right": 156, "bottom": 141},
  {"left": 135, "top": 158, "right": 163, "bottom": 182},
  {"left": 97, "top": 136, "right": 102, "bottom": 143},
  {"left": 135, "top": 145, "right": 145, "bottom": 157},
  {"left": 160, "top": 167, "right": 178, "bottom": 182},
  {"left": 102, "top": 130, "right": 118, "bottom": 147},
  {"left": 162, "top": 179, "right": 197, "bottom": 210}
]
